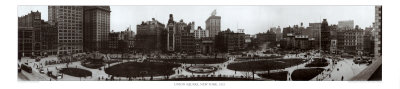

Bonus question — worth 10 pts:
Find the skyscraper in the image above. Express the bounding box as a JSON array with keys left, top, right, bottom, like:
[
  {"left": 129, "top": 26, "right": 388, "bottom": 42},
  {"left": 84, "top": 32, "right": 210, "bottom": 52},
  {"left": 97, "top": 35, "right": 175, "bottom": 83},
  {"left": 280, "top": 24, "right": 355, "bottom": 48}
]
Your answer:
[
  {"left": 49, "top": 6, "right": 84, "bottom": 54},
  {"left": 308, "top": 23, "right": 322, "bottom": 49},
  {"left": 83, "top": 6, "right": 111, "bottom": 52},
  {"left": 206, "top": 10, "right": 221, "bottom": 38},
  {"left": 321, "top": 19, "right": 330, "bottom": 52},
  {"left": 374, "top": 6, "right": 382, "bottom": 59}
]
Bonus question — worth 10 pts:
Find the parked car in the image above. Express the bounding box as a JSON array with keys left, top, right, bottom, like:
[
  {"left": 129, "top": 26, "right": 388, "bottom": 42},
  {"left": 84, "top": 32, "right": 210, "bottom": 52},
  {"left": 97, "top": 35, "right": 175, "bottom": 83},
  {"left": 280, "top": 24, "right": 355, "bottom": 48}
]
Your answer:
[
  {"left": 57, "top": 74, "right": 63, "bottom": 79},
  {"left": 39, "top": 69, "right": 45, "bottom": 74},
  {"left": 353, "top": 56, "right": 372, "bottom": 64}
]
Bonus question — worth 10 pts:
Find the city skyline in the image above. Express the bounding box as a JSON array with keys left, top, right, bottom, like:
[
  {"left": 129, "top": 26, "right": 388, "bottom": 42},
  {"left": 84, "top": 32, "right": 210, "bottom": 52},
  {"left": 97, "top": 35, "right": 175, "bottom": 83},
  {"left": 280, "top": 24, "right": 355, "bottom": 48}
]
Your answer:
[
  {"left": 18, "top": 6, "right": 375, "bottom": 35},
  {"left": 17, "top": 5, "right": 382, "bottom": 81}
]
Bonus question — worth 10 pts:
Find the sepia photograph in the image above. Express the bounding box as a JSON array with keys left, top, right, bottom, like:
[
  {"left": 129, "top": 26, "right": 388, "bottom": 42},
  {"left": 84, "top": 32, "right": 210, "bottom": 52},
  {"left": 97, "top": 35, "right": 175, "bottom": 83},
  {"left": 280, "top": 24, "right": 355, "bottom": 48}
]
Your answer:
[{"left": 17, "top": 5, "right": 382, "bottom": 81}]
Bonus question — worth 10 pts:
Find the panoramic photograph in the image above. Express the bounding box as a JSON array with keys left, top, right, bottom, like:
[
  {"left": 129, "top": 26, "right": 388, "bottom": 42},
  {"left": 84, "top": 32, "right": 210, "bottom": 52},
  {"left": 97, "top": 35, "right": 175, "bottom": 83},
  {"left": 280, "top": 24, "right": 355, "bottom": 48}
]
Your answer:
[{"left": 17, "top": 5, "right": 382, "bottom": 81}]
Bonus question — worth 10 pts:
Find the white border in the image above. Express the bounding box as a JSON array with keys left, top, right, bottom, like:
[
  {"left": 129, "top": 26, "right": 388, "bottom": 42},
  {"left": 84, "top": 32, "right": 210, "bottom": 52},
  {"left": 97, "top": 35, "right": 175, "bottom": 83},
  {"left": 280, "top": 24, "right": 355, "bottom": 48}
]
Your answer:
[{"left": 2, "top": 0, "right": 399, "bottom": 89}]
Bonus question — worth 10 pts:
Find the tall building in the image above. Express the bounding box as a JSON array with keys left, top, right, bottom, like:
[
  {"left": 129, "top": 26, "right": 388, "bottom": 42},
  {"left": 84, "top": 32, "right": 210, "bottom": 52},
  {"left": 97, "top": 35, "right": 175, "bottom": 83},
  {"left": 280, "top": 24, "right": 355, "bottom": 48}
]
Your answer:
[
  {"left": 206, "top": 10, "right": 221, "bottom": 38},
  {"left": 338, "top": 20, "right": 354, "bottom": 30},
  {"left": 364, "top": 27, "right": 375, "bottom": 55},
  {"left": 215, "top": 29, "right": 245, "bottom": 52},
  {"left": 83, "top": 6, "right": 111, "bottom": 52},
  {"left": 374, "top": 6, "right": 382, "bottom": 59},
  {"left": 173, "top": 20, "right": 188, "bottom": 52},
  {"left": 321, "top": 19, "right": 330, "bottom": 52},
  {"left": 167, "top": 14, "right": 176, "bottom": 52},
  {"left": 40, "top": 20, "right": 58, "bottom": 55},
  {"left": 308, "top": 23, "right": 321, "bottom": 50},
  {"left": 136, "top": 18, "right": 165, "bottom": 52},
  {"left": 342, "top": 27, "right": 364, "bottom": 54},
  {"left": 282, "top": 26, "right": 294, "bottom": 38},
  {"left": 180, "top": 23, "right": 196, "bottom": 53},
  {"left": 19, "top": 11, "right": 58, "bottom": 57},
  {"left": 166, "top": 14, "right": 190, "bottom": 52},
  {"left": 124, "top": 28, "right": 135, "bottom": 50},
  {"left": 273, "top": 26, "right": 283, "bottom": 41},
  {"left": 108, "top": 31, "right": 128, "bottom": 52},
  {"left": 49, "top": 6, "right": 84, "bottom": 54},
  {"left": 18, "top": 11, "right": 42, "bottom": 57},
  {"left": 294, "top": 35, "right": 309, "bottom": 50}
]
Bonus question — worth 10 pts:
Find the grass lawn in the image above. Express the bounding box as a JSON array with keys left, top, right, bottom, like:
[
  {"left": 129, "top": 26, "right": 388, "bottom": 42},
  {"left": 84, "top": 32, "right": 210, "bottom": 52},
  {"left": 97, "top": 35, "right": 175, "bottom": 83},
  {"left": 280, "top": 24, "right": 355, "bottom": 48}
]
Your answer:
[
  {"left": 59, "top": 68, "right": 92, "bottom": 77},
  {"left": 227, "top": 58, "right": 306, "bottom": 71},
  {"left": 291, "top": 68, "right": 324, "bottom": 81},
  {"left": 305, "top": 58, "right": 328, "bottom": 67},
  {"left": 235, "top": 56, "right": 283, "bottom": 61},
  {"left": 258, "top": 71, "right": 288, "bottom": 81},
  {"left": 105, "top": 62, "right": 181, "bottom": 77},
  {"left": 148, "top": 58, "right": 228, "bottom": 64},
  {"left": 167, "top": 77, "right": 256, "bottom": 81}
]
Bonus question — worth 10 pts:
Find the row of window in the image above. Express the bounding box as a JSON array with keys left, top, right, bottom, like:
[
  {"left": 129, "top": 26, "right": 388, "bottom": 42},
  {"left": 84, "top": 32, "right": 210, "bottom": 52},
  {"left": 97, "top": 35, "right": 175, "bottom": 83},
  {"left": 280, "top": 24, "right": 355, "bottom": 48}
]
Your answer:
[{"left": 59, "top": 40, "right": 82, "bottom": 43}]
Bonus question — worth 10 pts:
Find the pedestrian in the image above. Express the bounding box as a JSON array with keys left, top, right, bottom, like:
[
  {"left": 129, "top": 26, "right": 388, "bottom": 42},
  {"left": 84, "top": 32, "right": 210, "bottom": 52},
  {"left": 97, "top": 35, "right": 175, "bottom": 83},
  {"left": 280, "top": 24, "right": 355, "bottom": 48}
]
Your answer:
[{"left": 341, "top": 76, "right": 344, "bottom": 81}]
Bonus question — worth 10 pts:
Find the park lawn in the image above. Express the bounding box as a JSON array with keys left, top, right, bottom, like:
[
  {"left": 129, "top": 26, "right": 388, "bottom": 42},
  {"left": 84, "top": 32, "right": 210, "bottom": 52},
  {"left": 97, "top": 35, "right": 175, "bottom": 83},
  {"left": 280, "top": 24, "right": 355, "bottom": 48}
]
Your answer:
[
  {"left": 305, "top": 58, "right": 328, "bottom": 67},
  {"left": 148, "top": 58, "right": 228, "bottom": 64},
  {"left": 59, "top": 68, "right": 92, "bottom": 77},
  {"left": 235, "top": 56, "right": 283, "bottom": 61},
  {"left": 258, "top": 71, "right": 288, "bottom": 81},
  {"left": 167, "top": 77, "right": 256, "bottom": 81},
  {"left": 291, "top": 68, "right": 324, "bottom": 81},
  {"left": 227, "top": 58, "right": 307, "bottom": 71},
  {"left": 105, "top": 62, "right": 181, "bottom": 77}
]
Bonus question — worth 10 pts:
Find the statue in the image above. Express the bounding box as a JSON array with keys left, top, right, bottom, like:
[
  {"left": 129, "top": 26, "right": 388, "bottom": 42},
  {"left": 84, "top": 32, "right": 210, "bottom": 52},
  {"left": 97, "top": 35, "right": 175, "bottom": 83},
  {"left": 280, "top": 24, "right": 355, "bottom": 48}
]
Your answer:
[{"left": 211, "top": 9, "right": 217, "bottom": 16}]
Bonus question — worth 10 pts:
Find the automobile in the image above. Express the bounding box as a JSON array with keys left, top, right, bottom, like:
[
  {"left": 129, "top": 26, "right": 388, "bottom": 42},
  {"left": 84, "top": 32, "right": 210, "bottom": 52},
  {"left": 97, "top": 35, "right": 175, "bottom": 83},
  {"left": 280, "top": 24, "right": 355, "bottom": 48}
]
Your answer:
[
  {"left": 57, "top": 74, "right": 63, "bottom": 79},
  {"left": 39, "top": 69, "right": 45, "bottom": 74},
  {"left": 353, "top": 56, "right": 372, "bottom": 64},
  {"left": 35, "top": 58, "right": 41, "bottom": 62}
]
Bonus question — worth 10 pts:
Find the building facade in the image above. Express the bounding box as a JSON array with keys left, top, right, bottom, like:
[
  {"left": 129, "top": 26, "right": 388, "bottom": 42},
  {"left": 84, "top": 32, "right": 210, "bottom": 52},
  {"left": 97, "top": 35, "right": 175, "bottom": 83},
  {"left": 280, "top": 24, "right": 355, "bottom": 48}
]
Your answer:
[
  {"left": 136, "top": 18, "right": 165, "bottom": 52},
  {"left": 206, "top": 10, "right": 221, "bottom": 38},
  {"left": 294, "top": 35, "right": 309, "bottom": 50},
  {"left": 49, "top": 6, "right": 84, "bottom": 55},
  {"left": 40, "top": 21, "right": 58, "bottom": 55},
  {"left": 215, "top": 29, "right": 245, "bottom": 52},
  {"left": 83, "top": 6, "right": 111, "bottom": 52},
  {"left": 194, "top": 26, "right": 209, "bottom": 39},
  {"left": 374, "top": 6, "right": 382, "bottom": 59},
  {"left": 364, "top": 27, "right": 374, "bottom": 56},
  {"left": 18, "top": 11, "right": 42, "bottom": 57},
  {"left": 180, "top": 22, "right": 196, "bottom": 53},
  {"left": 308, "top": 23, "right": 321, "bottom": 49},
  {"left": 321, "top": 19, "right": 330, "bottom": 52}
]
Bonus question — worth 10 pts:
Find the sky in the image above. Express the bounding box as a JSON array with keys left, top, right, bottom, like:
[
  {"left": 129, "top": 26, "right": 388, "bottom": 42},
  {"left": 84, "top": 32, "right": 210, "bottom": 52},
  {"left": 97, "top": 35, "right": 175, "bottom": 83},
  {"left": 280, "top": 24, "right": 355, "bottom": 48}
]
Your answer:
[{"left": 18, "top": 6, "right": 375, "bottom": 35}]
